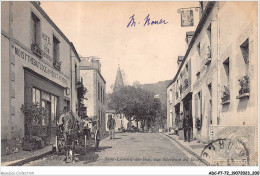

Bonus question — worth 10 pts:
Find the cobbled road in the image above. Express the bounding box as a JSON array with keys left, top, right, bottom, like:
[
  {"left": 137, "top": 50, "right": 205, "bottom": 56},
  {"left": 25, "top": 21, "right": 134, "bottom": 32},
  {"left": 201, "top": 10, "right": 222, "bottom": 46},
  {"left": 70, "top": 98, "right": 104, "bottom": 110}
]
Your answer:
[{"left": 25, "top": 133, "right": 205, "bottom": 166}]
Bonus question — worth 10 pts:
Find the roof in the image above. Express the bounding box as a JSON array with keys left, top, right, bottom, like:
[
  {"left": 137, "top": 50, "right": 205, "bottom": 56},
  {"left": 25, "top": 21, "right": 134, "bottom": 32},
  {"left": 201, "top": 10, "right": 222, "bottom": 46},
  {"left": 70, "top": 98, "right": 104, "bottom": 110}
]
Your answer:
[
  {"left": 113, "top": 66, "right": 124, "bottom": 91},
  {"left": 167, "top": 1, "right": 216, "bottom": 88},
  {"left": 70, "top": 42, "right": 81, "bottom": 62},
  {"left": 177, "top": 56, "right": 184, "bottom": 62}
]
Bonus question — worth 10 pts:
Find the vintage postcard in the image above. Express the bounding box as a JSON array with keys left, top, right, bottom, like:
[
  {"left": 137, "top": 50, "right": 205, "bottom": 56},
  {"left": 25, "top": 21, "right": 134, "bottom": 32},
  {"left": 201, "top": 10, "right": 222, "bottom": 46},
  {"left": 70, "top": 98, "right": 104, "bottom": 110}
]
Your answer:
[{"left": 1, "top": 1, "right": 259, "bottom": 175}]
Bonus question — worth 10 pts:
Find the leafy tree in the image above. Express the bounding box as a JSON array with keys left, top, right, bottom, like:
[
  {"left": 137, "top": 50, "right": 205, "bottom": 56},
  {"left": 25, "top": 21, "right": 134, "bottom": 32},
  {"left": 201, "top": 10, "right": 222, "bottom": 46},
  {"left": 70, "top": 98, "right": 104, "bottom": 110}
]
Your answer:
[
  {"left": 21, "top": 103, "right": 47, "bottom": 141},
  {"left": 108, "top": 85, "right": 162, "bottom": 132},
  {"left": 77, "top": 82, "right": 87, "bottom": 117}
]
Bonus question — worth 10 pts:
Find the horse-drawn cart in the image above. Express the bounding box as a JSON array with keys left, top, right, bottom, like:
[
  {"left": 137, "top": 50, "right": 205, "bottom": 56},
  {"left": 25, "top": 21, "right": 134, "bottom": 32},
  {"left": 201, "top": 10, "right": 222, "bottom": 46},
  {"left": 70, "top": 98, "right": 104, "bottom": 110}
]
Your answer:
[{"left": 55, "top": 111, "right": 100, "bottom": 162}]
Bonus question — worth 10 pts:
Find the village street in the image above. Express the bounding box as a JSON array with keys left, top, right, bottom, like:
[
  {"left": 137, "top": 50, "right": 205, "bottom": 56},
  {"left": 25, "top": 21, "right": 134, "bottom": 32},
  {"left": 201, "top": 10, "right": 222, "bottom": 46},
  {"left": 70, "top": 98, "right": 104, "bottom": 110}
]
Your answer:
[{"left": 24, "top": 133, "right": 205, "bottom": 166}]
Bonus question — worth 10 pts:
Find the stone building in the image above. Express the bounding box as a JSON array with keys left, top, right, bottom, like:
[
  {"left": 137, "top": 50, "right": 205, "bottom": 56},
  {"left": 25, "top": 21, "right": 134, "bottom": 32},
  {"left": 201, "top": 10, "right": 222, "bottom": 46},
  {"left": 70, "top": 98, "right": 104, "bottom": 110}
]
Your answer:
[
  {"left": 80, "top": 56, "right": 106, "bottom": 133},
  {"left": 167, "top": 1, "right": 258, "bottom": 145},
  {"left": 1, "top": 1, "right": 81, "bottom": 155}
]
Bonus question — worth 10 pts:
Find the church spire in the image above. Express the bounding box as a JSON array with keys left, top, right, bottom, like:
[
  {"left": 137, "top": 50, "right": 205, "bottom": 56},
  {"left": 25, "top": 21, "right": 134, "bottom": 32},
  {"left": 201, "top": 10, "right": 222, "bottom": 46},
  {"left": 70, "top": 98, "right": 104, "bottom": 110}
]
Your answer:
[{"left": 114, "top": 60, "right": 124, "bottom": 91}]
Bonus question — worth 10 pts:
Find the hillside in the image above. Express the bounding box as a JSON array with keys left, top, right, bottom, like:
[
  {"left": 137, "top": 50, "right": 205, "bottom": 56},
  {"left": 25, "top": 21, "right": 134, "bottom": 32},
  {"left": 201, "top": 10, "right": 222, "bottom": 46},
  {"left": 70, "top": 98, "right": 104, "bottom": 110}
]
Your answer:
[{"left": 140, "top": 80, "right": 171, "bottom": 108}]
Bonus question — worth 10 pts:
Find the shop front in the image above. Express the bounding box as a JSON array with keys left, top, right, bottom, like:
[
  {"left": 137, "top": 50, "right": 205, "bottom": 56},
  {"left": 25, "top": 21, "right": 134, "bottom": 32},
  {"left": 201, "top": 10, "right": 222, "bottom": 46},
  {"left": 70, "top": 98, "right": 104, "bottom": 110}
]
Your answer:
[{"left": 24, "top": 68, "right": 70, "bottom": 145}]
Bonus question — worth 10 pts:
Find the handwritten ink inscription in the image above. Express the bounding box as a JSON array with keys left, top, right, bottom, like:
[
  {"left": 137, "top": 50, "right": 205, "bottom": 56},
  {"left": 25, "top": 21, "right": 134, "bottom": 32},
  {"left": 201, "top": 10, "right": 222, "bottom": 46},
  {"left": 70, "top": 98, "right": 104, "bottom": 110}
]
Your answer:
[{"left": 127, "top": 14, "right": 168, "bottom": 28}]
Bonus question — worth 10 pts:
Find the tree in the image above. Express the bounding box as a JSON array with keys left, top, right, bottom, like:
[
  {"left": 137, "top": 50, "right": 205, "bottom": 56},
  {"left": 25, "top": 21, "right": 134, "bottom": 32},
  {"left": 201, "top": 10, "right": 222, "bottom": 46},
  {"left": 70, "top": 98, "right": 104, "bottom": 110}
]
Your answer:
[
  {"left": 107, "top": 85, "right": 162, "bottom": 132},
  {"left": 77, "top": 82, "right": 87, "bottom": 117}
]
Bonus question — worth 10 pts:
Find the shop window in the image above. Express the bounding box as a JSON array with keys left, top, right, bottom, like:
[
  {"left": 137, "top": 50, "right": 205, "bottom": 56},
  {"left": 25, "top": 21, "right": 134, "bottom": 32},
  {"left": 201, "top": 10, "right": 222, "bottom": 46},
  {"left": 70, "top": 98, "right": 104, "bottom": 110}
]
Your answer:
[
  {"left": 195, "top": 92, "right": 202, "bottom": 119},
  {"left": 32, "top": 87, "right": 40, "bottom": 105},
  {"left": 51, "top": 95, "right": 58, "bottom": 126},
  {"left": 32, "top": 88, "right": 58, "bottom": 126}
]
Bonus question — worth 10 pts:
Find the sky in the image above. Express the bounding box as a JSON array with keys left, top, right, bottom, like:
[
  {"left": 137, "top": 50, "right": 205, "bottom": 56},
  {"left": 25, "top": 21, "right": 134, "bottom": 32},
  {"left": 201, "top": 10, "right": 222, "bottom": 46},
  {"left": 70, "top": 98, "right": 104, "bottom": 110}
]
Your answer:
[{"left": 40, "top": 1, "right": 199, "bottom": 93}]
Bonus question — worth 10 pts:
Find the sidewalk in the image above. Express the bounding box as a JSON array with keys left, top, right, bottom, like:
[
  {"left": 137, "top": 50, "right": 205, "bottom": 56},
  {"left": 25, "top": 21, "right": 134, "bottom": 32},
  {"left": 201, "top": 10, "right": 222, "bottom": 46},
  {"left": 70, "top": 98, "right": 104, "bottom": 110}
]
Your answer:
[
  {"left": 1, "top": 145, "right": 53, "bottom": 166},
  {"left": 162, "top": 132, "right": 211, "bottom": 166},
  {"left": 1, "top": 133, "right": 109, "bottom": 166}
]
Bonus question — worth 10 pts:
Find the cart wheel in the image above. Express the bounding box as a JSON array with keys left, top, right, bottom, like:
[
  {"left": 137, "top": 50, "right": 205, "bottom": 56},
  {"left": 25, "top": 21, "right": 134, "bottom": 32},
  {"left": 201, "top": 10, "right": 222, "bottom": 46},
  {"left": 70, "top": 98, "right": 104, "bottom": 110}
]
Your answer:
[{"left": 95, "top": 130, "right": 100, "bottom": 150}]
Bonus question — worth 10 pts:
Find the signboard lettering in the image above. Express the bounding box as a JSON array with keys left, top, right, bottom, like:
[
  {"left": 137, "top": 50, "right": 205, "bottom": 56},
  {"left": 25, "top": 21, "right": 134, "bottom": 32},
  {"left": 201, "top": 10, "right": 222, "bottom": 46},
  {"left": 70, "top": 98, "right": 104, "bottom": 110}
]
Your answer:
[{"left": 14, "top": 46, "right": 68, "bottom": 86}]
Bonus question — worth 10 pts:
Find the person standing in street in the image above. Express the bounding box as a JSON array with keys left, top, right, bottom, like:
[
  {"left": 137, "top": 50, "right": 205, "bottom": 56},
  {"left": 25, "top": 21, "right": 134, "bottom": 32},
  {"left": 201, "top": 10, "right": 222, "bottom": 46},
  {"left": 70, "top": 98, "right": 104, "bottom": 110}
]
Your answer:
[
  {"left": 183, "top": 115, "right": 192, "bottom": 142},
  {"left": 107, "top": 115, "right": 116, "bottom": 139}
]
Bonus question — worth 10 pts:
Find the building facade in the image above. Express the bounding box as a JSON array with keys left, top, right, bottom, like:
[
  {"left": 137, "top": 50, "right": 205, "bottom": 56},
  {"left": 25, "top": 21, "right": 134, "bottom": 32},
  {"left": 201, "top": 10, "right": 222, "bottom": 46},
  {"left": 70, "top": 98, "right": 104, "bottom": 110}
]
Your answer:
[
  {"left": 1, "top": 1, "right": 81, "bottom": 155},
  {"left": 167, "top": 1, "right": 258, "bottom": 146},
  {"left": 80, "top": 57, "right": 106, "bottom": 133}
]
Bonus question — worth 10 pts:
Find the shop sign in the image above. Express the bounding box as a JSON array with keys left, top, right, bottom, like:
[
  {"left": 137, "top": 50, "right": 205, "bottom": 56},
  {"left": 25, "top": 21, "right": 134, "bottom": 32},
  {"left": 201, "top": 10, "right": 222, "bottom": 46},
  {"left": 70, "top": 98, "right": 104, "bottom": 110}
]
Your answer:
[
  {"left": 181, "top": 9, "right": 194, "bottom": 27},
  {"left": 14, "top": 45, "right": 69, "bottom": 87},
  {"left": 41, "top": 32, "right": 53, "bottom": 62}
]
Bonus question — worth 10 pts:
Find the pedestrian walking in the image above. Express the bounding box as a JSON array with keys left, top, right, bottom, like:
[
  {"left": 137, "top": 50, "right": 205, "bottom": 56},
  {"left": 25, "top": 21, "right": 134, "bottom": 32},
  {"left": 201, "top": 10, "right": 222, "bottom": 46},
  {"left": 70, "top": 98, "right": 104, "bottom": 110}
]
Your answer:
[
  {"left": 183, "top": 115, "right": 192, "bottom": 142},
  {"left": 107, "top": 115, "right": 116, "bottom": 139}
]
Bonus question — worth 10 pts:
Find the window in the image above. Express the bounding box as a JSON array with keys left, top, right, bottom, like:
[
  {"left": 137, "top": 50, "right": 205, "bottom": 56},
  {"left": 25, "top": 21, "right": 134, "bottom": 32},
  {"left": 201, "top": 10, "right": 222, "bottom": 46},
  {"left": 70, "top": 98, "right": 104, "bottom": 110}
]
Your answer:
[
  {"left": 240, "top": 38, "right": 249, "bottom": 74},
  {"left": 100, "top": 86, "right": 103, "bottom": 103},
  {"left": 185, "top": 63, "right": 189, "bottom": 72},
  {"left": 196, "top": 71, "right": 200, "bottom": 79},
  {"left": 53, "top": 36, "right": 61, "bottom": 70},
  {"left": 197, "top": 42, "right": 201, "bottom": 56},
  {"left": 98, "top": 83, "right": 100, "bottom": 101},
  {"left": 32, "top": 87, "right": 58, "bottom": 126},
  {"left": 75, "top": 64, "right": 78, "bottom": 83},
  {"left": 169, "top": 89, "right": 173, "bottom": 104},
  {"left": 223, "top": 58, "right": 230, "bottom": 80},
  {"left": 31, "top": 12, "right": 41, "bottom": 57},
  {"left": 53, "top": 35, "right": 60, "bottom": 62},
  {"left": 207, "top": 24, "right": 211, "bottom": 46},
  {"left": 51, "top": 95, "right": 58, "bottom": 126},
  {"left": 32, "top": 87, "right": 40, "bottom": 105},
  {"left": 195, "top": 91, "right": 202, "bottom": 119},
  {"left": 31, "top": 12, "right": 40, "bottom": 46},
  {"left": 102, "top": 89, "right": 105, "bottom": 104}
]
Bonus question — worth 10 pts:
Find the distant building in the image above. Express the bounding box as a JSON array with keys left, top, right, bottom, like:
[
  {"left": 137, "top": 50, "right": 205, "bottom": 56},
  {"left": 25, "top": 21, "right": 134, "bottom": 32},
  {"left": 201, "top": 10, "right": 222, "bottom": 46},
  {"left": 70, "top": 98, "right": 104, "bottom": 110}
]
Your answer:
[
  {"left": 80, "top": 57, "right": 106, "bottom": 133},
  {"left": 154, "top": 94, "right": 160, "bottom": 99},
  {"left": 113, "top": 66, "right": 124, "bottom": 91}
]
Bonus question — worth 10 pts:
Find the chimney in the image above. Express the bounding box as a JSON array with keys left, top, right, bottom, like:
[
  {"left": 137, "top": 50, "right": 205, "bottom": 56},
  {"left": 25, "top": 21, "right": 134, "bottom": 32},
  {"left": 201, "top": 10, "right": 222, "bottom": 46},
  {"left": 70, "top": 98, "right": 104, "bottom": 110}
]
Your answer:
[
  {"left": 80, "top": 56, "right": 101, "bottom": 72},
  {"left": 185, "top": 31, "right": 195, "bottom": 47},
  {"left": 199, "top": 1, "right": 209, "bottom": 19},
  {"left": 35, "top": 1, "right": 41, "bottom": 6},
  {"left": 177, "top": 56, "right": 184, "bottom": 67},
  {"left": 91, "top": 58, "right": 101, "bottom": 72}
]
